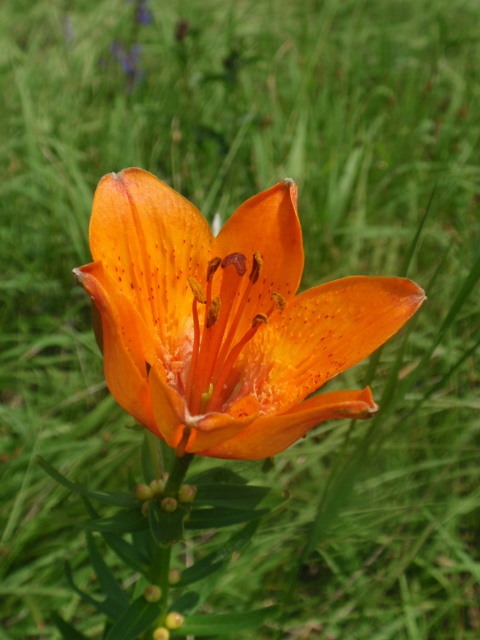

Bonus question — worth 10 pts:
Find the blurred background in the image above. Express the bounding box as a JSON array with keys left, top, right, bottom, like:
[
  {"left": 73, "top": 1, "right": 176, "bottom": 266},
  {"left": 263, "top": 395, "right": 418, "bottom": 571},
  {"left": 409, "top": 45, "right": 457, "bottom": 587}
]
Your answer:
[{"left": 1, "top": 0, "right": 479, "bottom": 638}]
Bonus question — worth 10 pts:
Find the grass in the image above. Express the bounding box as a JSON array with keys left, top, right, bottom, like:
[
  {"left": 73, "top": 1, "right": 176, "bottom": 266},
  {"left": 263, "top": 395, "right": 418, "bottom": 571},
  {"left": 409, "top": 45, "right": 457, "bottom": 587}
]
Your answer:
[{"left": 1, "top": 0, "right": 480, "bottom": 638}]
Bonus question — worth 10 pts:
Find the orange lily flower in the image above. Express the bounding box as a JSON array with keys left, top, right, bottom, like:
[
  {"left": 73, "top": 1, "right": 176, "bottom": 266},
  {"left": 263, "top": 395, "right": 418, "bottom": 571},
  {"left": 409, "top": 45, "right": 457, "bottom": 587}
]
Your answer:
[{"left": 74, "top": 169, "right": 425, "bottom": 460}]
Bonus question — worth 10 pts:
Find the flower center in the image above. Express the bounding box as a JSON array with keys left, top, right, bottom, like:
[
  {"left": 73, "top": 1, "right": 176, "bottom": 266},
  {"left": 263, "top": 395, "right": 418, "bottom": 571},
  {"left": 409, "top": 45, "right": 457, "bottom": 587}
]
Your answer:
[{"left": 186, "top": 252, "right": 284, "bottom": 415}]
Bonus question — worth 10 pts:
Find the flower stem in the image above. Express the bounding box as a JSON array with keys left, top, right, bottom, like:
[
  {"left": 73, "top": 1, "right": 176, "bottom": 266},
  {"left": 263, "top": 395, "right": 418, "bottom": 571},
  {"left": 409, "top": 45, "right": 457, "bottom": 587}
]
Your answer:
[{"left": 164, "top": 453, "right": 195, "bottom": 497}]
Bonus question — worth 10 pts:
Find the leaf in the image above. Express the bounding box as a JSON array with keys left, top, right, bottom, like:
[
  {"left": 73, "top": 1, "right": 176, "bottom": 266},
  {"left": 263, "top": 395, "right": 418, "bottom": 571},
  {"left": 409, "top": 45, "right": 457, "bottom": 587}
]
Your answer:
[
  {"left": 86, "top": 533, "right": 129, "bottom": 609},
  {"left": 148, "top": 499, "right": 187, "bottom": 546},
  {"left": 64, "top": 562, "right": 120, "bottom": 619},
  {"left": 104, "top": 596, "right": 161, "bottom": 640},
  {"left": 66, "top": 509, "right": 148, "bottom": 534},
  {"left": 36, "top": 456, "right": 137, "bottom": 508},
  {"left": 101, "top": 531, "right": 150, "bottom": 575},
  {"left": 188, "top": 466, "right": 248, "bottom": 486},
  {"left": 171, "top": 605, "right": 279, "bottom": 636},
  {"left": 186, "top": 507, "right": 268, "bottom": 529},
  {"left": 179, "top": 521, "right": 260, "bottom": 586},
  {"left": 51, "top": 612, "right": 89, "bottom": 640},
  {"left": 195, "top": 484, "right": 271, "bottom": 510}
]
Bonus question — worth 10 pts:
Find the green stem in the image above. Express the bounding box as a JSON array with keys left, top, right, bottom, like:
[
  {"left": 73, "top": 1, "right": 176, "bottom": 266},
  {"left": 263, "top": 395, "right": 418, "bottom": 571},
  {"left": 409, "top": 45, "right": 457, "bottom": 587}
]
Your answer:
[
  {"left": 146, "top": 431, "right": 164, "bottom": 478},
  {"left": 164, "top": 453, "right": 195, "bottom": 497}
]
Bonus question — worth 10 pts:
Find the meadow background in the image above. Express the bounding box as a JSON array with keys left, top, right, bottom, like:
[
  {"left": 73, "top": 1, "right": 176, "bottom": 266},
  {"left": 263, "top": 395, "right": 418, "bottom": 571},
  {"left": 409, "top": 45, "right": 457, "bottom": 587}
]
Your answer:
[{"left": 1, "top": 0, "right": 479, "bottom": 638}]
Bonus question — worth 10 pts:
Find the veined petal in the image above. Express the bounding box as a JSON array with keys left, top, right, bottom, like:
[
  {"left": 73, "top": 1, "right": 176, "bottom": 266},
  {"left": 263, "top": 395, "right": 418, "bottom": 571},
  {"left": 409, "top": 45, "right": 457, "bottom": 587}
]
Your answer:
[
  {"left": 149, "top": 368, "right": 259, "bottom": 453},
  {"left": 73, "top": 262, "right": 157, "bottom": 434},
  {"left": 89, "top": 168, "right": 214, "bottom": 358},
  {"left": 216, "top": 180, "right": 303, "bottom": 321},
  {"left": 186, "top": 395, "right": 260, "bottom": 453},
  {"left": 199, "top": 387, "right": 377, "bottom": 460},
  {"left": 149, "top": 364, "right": 188, "bottom": 448},
  {"left": 244, "top": 276, "right": 426, "bottom": 412}
]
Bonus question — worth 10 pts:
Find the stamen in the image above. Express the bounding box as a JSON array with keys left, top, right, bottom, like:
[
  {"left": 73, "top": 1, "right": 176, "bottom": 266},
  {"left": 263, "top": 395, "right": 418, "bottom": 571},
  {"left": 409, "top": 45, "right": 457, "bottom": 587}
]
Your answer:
[
  {"left": 271, "top": 292, "right": 286, "bottom": 313},
  {"left": 206, "top": 296, "right": 221, "bottom": 328},
  {"left": 187, "top": 276, "right": 207, "bottom": 304},
  {"left": 221, "top": 252, "right": 247, "bottom": 276},
  {"left": 207, "top": 257, "right": 221, "bottom": 281},
  {"left": 206, "top": 316, "right": 267, "bottom": 412},
  {"left": 252, "top": 313, "right": 268, "bottom": 327},
  {"left": 249, "top": 252, "right": 263, "bottom": 283}
]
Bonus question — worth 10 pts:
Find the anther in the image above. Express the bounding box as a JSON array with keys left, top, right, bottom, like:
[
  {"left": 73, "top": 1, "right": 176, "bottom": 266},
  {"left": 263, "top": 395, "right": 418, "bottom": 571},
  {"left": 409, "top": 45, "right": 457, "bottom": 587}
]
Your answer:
[
  {"left": 187, "top": 276, "right": 207, "bottom": 304},
  {"left": 252, "top": 313, "right": 268, "bottom": 327},
  {"left": 271, "top": 292, "right": 286, "bottom": 313},
  {"left": 221, "top": 252, "right": 247, "bottom": 276},
  {"left": 249, "top": 252, "right": 263, "bottom": 283},
  {"left": 206, "top": 257, "right": 221, "bottom": 281},
  {"left": 206, "top": 296, "right": 221, "bottom": 328}
]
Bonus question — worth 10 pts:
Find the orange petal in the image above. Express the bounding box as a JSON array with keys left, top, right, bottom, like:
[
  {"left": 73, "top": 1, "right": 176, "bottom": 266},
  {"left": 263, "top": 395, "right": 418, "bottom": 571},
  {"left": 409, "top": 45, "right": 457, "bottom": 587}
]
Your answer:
[
  {"left": 186, "top": 395, "right": 260, "bottom": 453},
  {"left": 89, "top": 168, "right": 214, "bottom": 358},
  {"left": 149, "top": 364, "right": 188, "bottom": 448},
  {"left": 216, "top": 180, "right": 304, "bottom": 311},
  {"left": 198, "top": 387, "right": 377, "bottom": 460},
  {"left": 73, "top": 262, "right": 157, "bottom": 434},
  {"left": 244, "top": 276, "right": 425, "bottom": 411},
  {"left": 148, "top": 368, "right": 259, "bottom": 453}
]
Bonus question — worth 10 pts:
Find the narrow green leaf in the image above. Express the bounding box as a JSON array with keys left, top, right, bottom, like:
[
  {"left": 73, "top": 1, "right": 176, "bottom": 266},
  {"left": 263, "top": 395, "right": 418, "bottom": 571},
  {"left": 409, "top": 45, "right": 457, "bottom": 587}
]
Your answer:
[
  {"left": 186, "top": 507, "right": 267, "bottom": 529},
  {"left": 171, "top": 605, "right": 279, "bottom": 636},
  {"left": 59, "top": 509, "right": 147, "bottom": 534},
  {"left": 179, "top": 521, "right": 260, "bottom": 587},
  {"left": 148, "top": 499, "right": 187, "bottom": 545},
  {"left": 195, "top": 484, "right": 271, "bottom": 510},
  {"left": 102, "top": 531, "right": 150, "bottom": 575},
  {"left": 86, "top": 533, "right": 129, "bottom": 609},
  {"left": 36, "top": 456, "right": 137, "bottom": 508},
  {"left": 64, "top": 562, "right": 120, "bottom": 619},
  {"left": 104, "top": 596, "right": 161, "bottom": 640},
  {"left": 51, "top": 612, "right": 89, "bottom": 640},
  {"left": 188, "top": 466, "right": 248, "bottom": 486}
]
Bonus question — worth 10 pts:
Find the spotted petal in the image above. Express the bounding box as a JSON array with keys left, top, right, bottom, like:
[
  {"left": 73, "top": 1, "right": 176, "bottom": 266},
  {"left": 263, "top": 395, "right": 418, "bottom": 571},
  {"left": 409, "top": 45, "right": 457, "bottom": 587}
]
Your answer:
[{"left": 199, "top": 387, "right": 377, "bottom": 460}]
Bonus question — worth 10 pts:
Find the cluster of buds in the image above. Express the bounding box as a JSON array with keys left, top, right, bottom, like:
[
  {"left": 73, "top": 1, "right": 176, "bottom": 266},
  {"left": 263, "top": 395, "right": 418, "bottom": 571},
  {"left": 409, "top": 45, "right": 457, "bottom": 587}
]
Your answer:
[{"left": 134, "top": 475, "right": 197, "bottom": 516}]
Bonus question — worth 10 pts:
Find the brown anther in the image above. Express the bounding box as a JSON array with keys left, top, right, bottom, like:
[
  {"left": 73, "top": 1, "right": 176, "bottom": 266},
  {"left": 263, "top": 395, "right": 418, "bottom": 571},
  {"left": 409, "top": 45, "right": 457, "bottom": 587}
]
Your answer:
[
  {"left": 271, "top": 292, "right": 287, "bottom": 312},
  {"left": 252, "top": 313, "right": 268, "bottom": 327},
  {"left": 206, "top": 257, "right": 221, "bottom": 281},
  {"left": 187, "top": 276, "right": 207, "bottom": 304},
  {"left": 221, "top": 252, "right": 247, "bottom": 276},
  {"left": 249, "top": 252, "right": 263, "bottom": 283},
  {"left": 206, "top": 296, "right": 221, "bottom": 328},
  {"left": 145, "top": 361, "right": 152, "bottom": 376}
]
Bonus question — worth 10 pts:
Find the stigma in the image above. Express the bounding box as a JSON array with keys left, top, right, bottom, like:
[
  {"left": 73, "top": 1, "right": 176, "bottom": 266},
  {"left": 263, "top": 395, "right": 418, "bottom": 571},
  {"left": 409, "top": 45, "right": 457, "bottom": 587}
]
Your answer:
[{"left": 185, "top": 252, "right": 285, "bottom": 416}]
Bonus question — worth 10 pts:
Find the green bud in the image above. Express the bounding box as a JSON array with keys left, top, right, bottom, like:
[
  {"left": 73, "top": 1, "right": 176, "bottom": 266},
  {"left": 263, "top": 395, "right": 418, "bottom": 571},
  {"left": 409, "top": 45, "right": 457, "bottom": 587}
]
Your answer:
[
  {"left": 178, "top": 484, "right": 197, "bottom": 504},
  {"left": 150, "top": 478, "right": 166, "bottom": 495},
  {"left": 135, "top": 484, "right": 154, "bottom": 501},
  {"left": 161, "top": 497, "right": 178, "bottom": 513},
  {"left": 168, "top": 568, "right": 181, "bottom": 585},
  {"left": 143, "top": 584, "right": 162, "bottom": 603},
  {"left": 165, "top": 612, "right": 184, "bottom": 630},
  {"left": 152, "top": 628, "right": 170, "bottom": 640}
]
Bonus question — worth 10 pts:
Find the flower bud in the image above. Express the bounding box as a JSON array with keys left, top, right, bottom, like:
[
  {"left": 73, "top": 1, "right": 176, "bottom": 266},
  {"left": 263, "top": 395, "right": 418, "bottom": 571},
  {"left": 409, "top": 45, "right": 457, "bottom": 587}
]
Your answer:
[
  {"left": 168, "top": 568, "right": 181, "bottom": 585},
  {"left": 135, "top": 484, "right": 154, "bottom": 501},
  {"left": 178, "top": 484, "right": 197, "bottom": 504},
  {"left": 165, "top": 612, "right": 184, "bottom": 630},
  {"left": 143, "top": 584, "right": 162, "bottom": 603},
  {"left": 161, "top": 497, "right": 178, "bottom": 513},
  {"left": 152, "top": 628, "right": 170, "bottom": 640},
  {"left": 150, "top": 478, "right": 166, "bottom": 495}
]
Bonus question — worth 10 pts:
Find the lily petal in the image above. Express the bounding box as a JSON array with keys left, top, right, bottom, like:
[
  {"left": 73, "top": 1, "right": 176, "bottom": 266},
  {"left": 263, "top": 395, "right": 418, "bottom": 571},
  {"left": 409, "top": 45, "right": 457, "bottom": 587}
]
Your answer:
[
  {"left": 216, "top": 180, "right": 304, "bottom": 323},
  {"left": 245, "top": 276, "right": 426, "bottom": 412},
  {"left": 89, "top": 168, "right": 214, "bottom": 357},
  {"left": 149, "top": 367, "right": 259, "bottom": 453},
  {"left": 74, "top": 262, "right": 157, "bottom": 433},
  {"left": 199, "top": 387, "right": 377, "bottom": 460}
]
